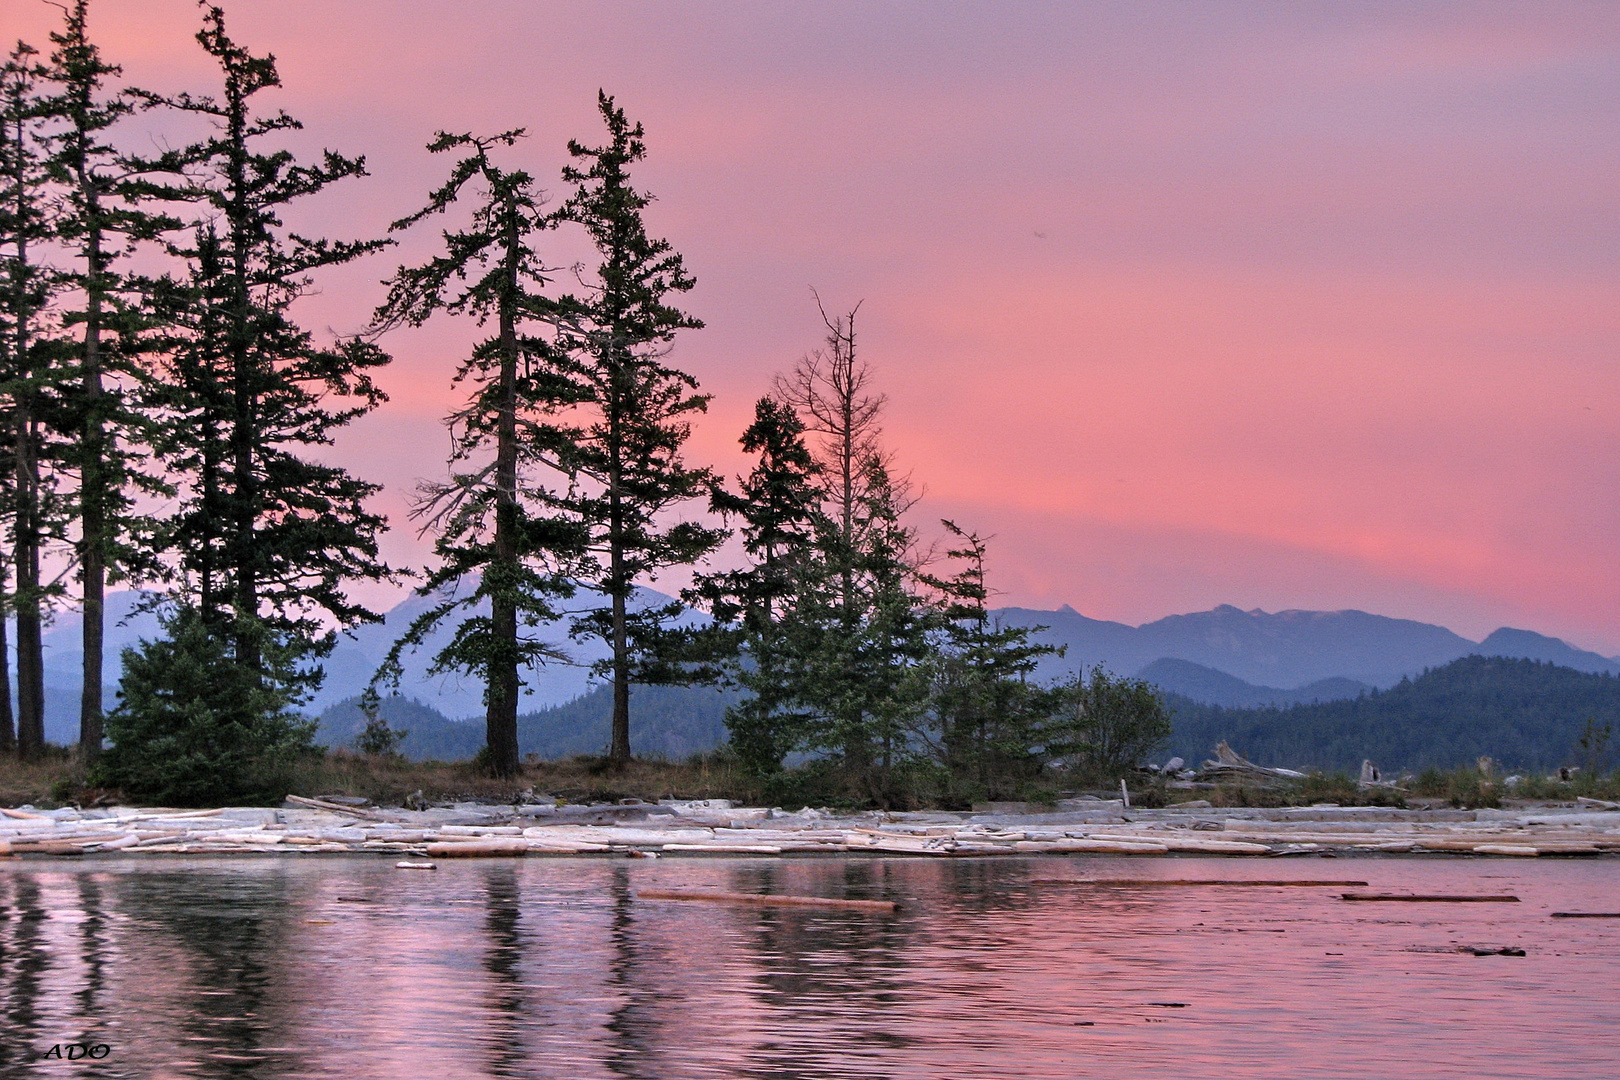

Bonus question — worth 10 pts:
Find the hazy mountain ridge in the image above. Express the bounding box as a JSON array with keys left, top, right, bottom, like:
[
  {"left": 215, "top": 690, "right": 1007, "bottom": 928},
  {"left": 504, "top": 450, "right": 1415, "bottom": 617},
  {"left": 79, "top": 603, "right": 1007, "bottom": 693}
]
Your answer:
[
  {"left": 999, "top": 603, "right": 1620, "bottom": 691},
  {"left": 316, "top": 683, "right": 733, "bottom": 763},
  {"left": 1135, "top": 658, "right": 1372, "bottom": 709}
]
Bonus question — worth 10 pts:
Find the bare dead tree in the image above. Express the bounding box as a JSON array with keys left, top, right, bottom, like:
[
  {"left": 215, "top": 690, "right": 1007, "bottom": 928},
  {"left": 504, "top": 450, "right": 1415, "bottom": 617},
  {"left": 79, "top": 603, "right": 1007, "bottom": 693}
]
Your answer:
[{"left": 772, "top": 291, "right": 886, "bottom": 560}]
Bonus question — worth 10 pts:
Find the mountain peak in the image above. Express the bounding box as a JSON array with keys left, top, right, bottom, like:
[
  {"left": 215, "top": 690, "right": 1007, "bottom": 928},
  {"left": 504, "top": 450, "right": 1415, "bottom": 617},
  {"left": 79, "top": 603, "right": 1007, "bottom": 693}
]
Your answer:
[{"left": 1476, "top": 627, "right": 1620, "bottom": 676}]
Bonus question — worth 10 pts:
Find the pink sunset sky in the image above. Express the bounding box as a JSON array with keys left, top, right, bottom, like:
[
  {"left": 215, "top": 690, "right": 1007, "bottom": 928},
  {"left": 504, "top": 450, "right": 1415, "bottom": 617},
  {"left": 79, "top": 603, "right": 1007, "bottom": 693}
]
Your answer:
[{"left": 10, "top": 0, "right": 1620, "bottom": 653}]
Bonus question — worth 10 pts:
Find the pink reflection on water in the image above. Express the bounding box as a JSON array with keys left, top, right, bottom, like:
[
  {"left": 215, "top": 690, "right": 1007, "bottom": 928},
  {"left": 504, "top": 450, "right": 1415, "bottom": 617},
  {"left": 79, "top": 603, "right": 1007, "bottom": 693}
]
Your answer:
[{"left": 1, "top": 856, "right": 1616, "bottom": 1078}]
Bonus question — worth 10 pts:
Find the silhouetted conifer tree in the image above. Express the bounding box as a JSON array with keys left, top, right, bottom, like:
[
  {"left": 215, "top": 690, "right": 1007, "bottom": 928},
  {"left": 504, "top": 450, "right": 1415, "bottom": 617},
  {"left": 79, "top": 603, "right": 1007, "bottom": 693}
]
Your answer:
[
  {"left": 1, "top": 42, "right": 58, "bottom": 759},
  {"left": 688, "top": 396, "right": 824, "bottom": 773},
  {"left": 919, "top": 521, "right": 1059, "bottom": 799},
  {"left": 40, "top": 0, "right": 181, "bottom": 758},
  {"left": 144, "top": 6, "right": 393, "bottom": 665},
  {"left": 371, "top": 130, "right": 582, "bottom": 777},
  {"left": 550, "top": 93, "right": 723, "bottom": 767}
]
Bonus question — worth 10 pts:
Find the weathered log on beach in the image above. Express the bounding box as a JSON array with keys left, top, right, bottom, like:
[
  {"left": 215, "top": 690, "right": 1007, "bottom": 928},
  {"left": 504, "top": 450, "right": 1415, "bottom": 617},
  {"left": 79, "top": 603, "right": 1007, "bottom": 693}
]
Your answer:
[
  {"left": 1085, "top": 833, "right": 1272, "bottom": 855},
  {"left": 12, "top": 841, "right": 87, "bottom": 855},
  {"left": 83, "top": 834, "right": 140, "bottom": 851},
  {"left": 1014, "top": 839, "right": 1170, "bottom": 854},
  {"left": 661, "top": 843, "right": 785, "bottom": 854},
  {"left": 846, "top": 833, "right": 960, "bottom": 855},
  {"left": 284, "top": 794, "right": 383, "bottom": 820},
  {"left": 1341, "top": 893, "right": 1520, "bottom": 902},
  {"left": 1550, "top": 912, "right": 1620, "bottom": 918},
  {"left": 637, "top": 888, "right": 899, "bottom": 913},
  {"left": 525, "top": 842, "right": 608, "bottom": 854},
  {"left": 424, "top": 839, "right": 530, "bottom": 858}
]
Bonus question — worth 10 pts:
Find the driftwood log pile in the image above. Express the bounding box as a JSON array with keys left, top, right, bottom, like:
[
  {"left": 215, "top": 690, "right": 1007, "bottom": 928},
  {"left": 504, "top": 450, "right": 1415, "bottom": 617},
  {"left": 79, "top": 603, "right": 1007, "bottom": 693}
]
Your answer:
[{"left": 2, "top": 795, "right": 1618, "bottom": 859}]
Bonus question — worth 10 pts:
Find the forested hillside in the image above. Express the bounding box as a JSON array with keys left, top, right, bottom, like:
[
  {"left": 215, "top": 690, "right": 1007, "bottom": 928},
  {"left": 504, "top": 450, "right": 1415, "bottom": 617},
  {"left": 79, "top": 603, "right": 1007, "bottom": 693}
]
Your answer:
[{"left": 1164, "top": 656, "right": 1620, "bottom": 773}]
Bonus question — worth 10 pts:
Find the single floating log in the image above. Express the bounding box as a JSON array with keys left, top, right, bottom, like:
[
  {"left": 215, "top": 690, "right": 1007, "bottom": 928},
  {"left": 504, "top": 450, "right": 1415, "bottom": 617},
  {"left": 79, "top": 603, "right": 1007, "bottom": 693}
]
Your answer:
[
  {"left": 637, "top": 888, "right": 899, "bottom": 913},
  {"left": 1550, "top": 912, "right": 1620, "bottom": 918},
  {"left": 1341, "top": 893, "right": 1520, "bottom": 903},
  {"left": 1080, "top": 879, "right": 1369, "bottom": 888}
]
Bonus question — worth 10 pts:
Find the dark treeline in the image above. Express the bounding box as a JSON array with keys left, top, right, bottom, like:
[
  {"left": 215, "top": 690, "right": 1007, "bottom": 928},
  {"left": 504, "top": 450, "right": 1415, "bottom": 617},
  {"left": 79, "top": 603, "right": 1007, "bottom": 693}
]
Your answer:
[
  {"left": 1164, "top": 656, "right": 1620, "bottom": 775},
  {"left": 2, "top": 2, "right": 1168, "bottom": 806}
]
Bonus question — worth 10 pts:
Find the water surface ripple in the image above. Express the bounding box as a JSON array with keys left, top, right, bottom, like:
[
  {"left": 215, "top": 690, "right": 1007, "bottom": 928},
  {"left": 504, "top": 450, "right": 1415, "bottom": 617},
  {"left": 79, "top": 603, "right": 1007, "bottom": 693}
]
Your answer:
[{"left": 1, "top": 856, "right": 1615, "bottom": 1078}]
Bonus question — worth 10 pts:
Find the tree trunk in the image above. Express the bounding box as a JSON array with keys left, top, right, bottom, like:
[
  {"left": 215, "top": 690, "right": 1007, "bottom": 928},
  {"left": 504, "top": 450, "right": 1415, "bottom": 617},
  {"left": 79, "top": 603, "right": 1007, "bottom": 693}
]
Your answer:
[
  {"left": 199, "top": 413, "right": 219, "bottom": 627},
  {"left": 485, "top": 584, "right": 520, "bottom": 776},
  {"left": 0, "top": 560, "right": 13, "bottom": 753},
  {"left": 609, "top": 583, "right": 630, "bottom": 767},
  {"left": 225, "top": 85, "right": 261, "bottom": 671},
  {"left": 607, "top": 361, "right": 631, "bottom": 769},
  {"left": 9, "top": 120, "right": 42, "bottom": 759},
  {"left": 484, "top": 202, "right": 522, "bottom": 778},
  {"left": 14, "top": 455, "right": 43, "bottom": 760},
  {"left": 14, "top": 395, "right": 43, "bottom": 759},
  {"left": 79, "top": 221, "right": 106, "bottom": 760},
  {"left": 230, "top": 334, "right": 258, "bottom": 669}
]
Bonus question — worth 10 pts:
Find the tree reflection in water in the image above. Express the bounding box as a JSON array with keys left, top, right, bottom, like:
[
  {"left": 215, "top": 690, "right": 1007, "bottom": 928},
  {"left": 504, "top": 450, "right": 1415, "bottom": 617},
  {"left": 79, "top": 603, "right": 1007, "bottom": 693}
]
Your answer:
[
  {"left": 0, "top": 873, "right": 49, "bottom": 1071},
  {"left": 478, "top": 864, "right": 528, "bottom": 1077},
  {"left": 118, "top": 864, "right": 303, "bottom": 1076}
]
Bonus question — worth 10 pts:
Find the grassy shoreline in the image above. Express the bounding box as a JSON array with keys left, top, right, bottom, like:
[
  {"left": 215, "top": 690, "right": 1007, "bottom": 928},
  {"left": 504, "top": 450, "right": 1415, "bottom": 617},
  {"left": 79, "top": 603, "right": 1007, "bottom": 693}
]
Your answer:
[
  {"left": 1, "top": 750, "right": 760, "bottom": 810},
  {"left": 3, "top": 749, "right": 1615, "bottom": 811}
]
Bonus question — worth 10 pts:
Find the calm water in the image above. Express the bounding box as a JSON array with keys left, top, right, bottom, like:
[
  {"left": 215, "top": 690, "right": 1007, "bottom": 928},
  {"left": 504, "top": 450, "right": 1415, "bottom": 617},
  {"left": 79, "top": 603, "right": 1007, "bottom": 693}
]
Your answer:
[{"left": 1, "top": 855, "right": 1615, "bottom": 1078}]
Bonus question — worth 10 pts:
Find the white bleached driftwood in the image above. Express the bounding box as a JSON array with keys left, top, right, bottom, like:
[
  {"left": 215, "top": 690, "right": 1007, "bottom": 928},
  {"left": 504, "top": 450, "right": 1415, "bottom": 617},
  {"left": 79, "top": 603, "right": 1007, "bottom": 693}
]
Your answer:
[{"left": 2, "top": 795, "right": 1616, "bottom": 860}]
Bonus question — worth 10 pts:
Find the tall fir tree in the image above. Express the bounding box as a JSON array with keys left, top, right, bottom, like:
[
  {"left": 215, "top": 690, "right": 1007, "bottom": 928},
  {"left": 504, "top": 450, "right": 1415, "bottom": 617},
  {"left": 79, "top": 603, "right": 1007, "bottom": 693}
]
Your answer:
[
  {"left": 0, "top": 45, "right": 31, "bottom": 756},
  {"left": 687, "top": 396, "right": 823, "bottom": 773},
  {"left": 804, "top": 454, "right": 933, "bottom": 800},
  {"left": 1, "top": 41, "right": 59, "bottom": 759},
  {"left": 371, "top": 130, "right": 582, "bottom": 777},
  {"left": 918, "top": 521, "right": 1058, "bottom": 800},
  {"left": 144, "top": 6, "right": 392, "bottom": 668},
  {"left": 550, "top": 92, "right": 723, "bottom": 767},
  {"left": 41, "top": 0, "right": 180, "bottom": 758}
]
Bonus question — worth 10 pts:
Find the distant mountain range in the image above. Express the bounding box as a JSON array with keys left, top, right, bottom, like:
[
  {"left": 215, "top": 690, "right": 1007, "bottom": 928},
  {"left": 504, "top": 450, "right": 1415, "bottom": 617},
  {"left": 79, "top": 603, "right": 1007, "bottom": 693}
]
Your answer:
[
  {"left": 15, "top": 590, "right": 1619, "bottom": 751},
  {"left": 999, "top": 603, "right": 1620, "bottom": 691},
  {"left": 317, "top": 683, "right": 734, "bottom": 763}
]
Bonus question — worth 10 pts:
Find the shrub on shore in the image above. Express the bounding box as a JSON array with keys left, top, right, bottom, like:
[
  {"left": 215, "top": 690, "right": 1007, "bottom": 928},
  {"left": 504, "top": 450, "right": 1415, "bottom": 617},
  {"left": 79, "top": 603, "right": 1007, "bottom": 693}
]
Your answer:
[{"left": 91, "top": 610, "right": 320, "bottom": 806}]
